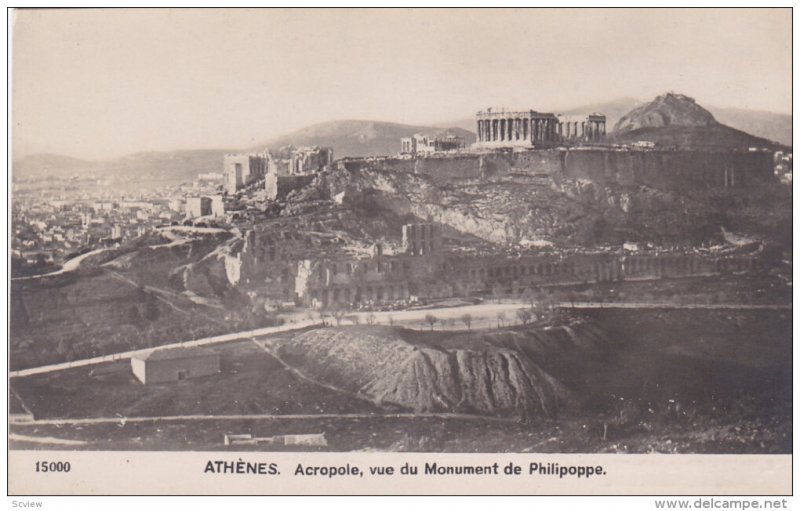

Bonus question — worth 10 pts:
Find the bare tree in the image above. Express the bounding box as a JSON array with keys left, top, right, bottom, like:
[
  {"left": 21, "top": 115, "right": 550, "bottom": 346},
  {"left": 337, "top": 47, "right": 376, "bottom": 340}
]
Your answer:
[
  {"left": 461, "top": 313, "right": 472, "bottom": 330},
  {"left": 330, "top": 308, "right": 347, "bottom": 326},
  {"left": 516, "top": 308, "right": 532, "bottom": 325},
  {"left": 521, "top": 287, "right": 537, "bottom": 309},
  {"left": 366, "top": 312, "right": 376, "bottom": 325},
  {"left": 491, "top": 283, "right": 505, "bottom": 303},
  {"left": 425, "top": 313, "right": 438, "bottom": 330},
  {"left": 496, "top": 311, "right": 506, "bottom": 328}
]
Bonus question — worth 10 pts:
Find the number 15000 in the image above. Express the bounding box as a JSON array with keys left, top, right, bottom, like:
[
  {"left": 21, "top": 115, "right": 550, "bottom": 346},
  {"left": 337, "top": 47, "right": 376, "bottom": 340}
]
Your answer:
[{"left": 35, "top": 461, "right": 70, "bottom": 473}]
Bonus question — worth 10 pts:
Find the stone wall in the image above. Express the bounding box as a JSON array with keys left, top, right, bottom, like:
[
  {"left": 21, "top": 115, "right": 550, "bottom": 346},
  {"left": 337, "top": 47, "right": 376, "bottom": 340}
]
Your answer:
[
  {"left": 379, "top": 149, "right": 774, "bottom": 191},
  {"left": 448, "top": 251, "right": 764, "bottom": 293},
  {"left": 265, "top": 174, "right": 316, "bottom": 200},
  {"left": 561, "top": 149, "right": 774, "bottom": 191}
]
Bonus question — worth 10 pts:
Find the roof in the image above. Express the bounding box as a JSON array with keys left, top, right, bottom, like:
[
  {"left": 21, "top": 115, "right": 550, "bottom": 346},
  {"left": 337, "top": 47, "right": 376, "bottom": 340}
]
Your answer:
[{"left": 132, "top": 346, "right": 218, "bottom": 362}]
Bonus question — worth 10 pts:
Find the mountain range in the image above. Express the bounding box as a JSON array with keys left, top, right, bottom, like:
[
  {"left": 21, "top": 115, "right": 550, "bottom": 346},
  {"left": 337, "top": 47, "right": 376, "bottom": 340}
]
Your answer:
[{"left": 12, "top": 94, "right": 791, "bottom": 184}]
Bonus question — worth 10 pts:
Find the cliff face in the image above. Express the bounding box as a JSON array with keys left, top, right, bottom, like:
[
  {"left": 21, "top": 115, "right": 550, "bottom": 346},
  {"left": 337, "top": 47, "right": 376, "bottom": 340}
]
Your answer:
[
  {"left": 316, "top": 163, "right": 786, "bottom": 248},
  {"left": 614, "top": 93, "right": 717, "bottom": 132}
]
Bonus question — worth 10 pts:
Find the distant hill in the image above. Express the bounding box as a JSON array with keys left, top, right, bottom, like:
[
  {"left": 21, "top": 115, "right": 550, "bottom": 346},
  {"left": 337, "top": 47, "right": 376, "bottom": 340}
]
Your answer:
[
  {"left": 710, "top": 107, "right": 792, "bottom": 147},
  {"left": 608, "top": 93, "right": 786, "bottom": 150},
  {"left": 12, "top": 120, "right": 473, "bottom": 184},
  {"left": 98, "top": 150, "right": 230, "bottom": 182},
  {"left": 13, "top": 149, "right": 231, "bottom": 184},
  {"left": 12, "top": 153, "right": 93, "bottom": 177},
  {"left": 13, "top": 98, "right": 789, "bottom": 185},
  {"left": 252, "top": 119, "right": 475, "bottom": 158}
]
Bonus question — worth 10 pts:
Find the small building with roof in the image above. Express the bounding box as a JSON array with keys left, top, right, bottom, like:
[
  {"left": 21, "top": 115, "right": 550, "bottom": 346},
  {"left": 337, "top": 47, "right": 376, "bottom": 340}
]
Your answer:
[{"left": 130, "top": 346, "right": 220, "bottom": 384}]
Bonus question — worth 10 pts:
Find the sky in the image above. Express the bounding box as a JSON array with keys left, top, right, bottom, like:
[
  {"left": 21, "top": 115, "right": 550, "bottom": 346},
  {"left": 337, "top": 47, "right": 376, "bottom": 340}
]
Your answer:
[{"left": 12, "top": 8, "right": 792, "bottom": 160}]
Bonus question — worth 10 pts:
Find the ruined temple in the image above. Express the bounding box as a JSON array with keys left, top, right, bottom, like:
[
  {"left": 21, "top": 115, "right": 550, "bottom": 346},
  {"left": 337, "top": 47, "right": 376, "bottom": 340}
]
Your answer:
[
  {"left": 401, "top": 134, "right": 465, "bottom": 155},
  {"left": 475, "top": 108, "right": 606, "bottom": 149},
  {"left": 223, "top": 152, "right": 269, "bottom": 194},
  {"left": 223, "top": 146, "right": 333, "bottom": 196}
]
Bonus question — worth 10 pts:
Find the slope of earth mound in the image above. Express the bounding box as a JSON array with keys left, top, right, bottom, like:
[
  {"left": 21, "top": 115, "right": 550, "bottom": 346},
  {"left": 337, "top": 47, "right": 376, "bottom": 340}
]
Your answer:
[{"left": 275, "top": 323, "right": 608, "bottom": 420}]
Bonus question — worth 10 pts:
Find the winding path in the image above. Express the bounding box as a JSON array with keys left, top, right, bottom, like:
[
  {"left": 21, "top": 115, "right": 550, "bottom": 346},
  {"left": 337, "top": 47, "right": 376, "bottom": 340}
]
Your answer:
[
  {"left": 11, "top": 247, "right": 112, "bottom": 281},
  {"left": 10, "top": 301, "right": 790, "bottom": 379}
]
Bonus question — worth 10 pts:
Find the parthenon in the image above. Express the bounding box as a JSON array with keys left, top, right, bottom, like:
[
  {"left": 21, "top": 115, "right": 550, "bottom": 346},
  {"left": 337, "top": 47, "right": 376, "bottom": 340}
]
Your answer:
[{"left": 475, "top": 108, "right": 606, "bottom": 148}]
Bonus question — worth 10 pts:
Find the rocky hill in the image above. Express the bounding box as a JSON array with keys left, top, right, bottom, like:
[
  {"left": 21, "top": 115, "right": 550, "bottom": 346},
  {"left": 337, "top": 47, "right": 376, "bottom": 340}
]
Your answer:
[
  {"left": 610, "top": 93, "right": 784, "bottom": 149},
  {"left": 614, "top": 93, "right": 716, "bottom": 132},
  {"left": 313, "top": 163, "right": 791, "bottom": 248}
]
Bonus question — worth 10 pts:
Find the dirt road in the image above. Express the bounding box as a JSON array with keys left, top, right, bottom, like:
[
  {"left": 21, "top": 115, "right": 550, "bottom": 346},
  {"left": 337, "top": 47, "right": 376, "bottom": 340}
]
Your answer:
[{"left": 10, "top": 300, "right": 789, "bottom": 378}]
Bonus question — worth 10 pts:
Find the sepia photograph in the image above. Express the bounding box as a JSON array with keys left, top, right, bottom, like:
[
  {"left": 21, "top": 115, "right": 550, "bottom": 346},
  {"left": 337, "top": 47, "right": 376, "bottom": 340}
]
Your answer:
[{"left": 6, "top": 6, "right": 793, "bottom": 496}]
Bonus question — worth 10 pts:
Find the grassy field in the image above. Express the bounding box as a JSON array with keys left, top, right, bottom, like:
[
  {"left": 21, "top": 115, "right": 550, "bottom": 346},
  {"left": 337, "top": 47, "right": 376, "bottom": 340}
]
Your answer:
[
  {"left": 12, "top": 338, "right": 383, "bottom": 420},
  {"left": 9, "top": 232, "right": 285, "bottom": 371}
]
